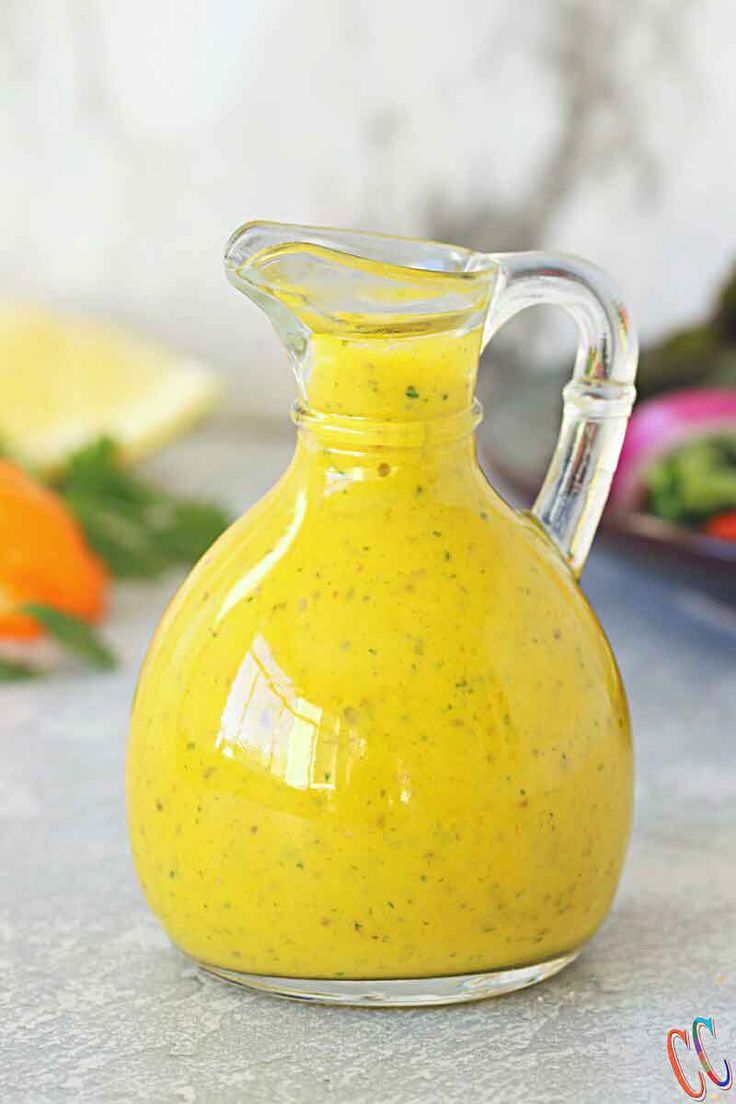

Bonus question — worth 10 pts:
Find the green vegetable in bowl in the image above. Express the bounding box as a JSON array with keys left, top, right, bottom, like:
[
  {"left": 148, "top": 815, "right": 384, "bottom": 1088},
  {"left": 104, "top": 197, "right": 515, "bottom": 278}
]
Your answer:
[{"left": 645, "top": 435, "right": 736, "bottom": 525}]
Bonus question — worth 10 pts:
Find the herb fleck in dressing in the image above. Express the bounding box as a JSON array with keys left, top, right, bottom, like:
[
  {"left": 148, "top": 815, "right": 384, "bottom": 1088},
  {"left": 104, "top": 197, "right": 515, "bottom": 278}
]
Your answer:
[{"left": 127, "top": 326, "right": 632, "bottom": 981}]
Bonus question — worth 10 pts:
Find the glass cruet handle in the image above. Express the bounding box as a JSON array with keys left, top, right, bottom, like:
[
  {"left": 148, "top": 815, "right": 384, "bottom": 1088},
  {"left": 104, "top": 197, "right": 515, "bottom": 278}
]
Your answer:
[{"left": 483, "top": 252, "right": 638, "bottom": 575}]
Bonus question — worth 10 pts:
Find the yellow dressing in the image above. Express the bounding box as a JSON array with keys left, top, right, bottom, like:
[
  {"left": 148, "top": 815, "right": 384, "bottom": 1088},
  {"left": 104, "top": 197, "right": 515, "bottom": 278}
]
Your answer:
[{"left": 127, "top": 323, "right": 632, "bottom": 981}]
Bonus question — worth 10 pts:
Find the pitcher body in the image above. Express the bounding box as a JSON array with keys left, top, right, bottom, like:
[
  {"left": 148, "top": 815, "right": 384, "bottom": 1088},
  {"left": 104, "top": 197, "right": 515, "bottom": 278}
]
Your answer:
[{"left": 128, "top": 222, "right": 637, "bottom": 1005}]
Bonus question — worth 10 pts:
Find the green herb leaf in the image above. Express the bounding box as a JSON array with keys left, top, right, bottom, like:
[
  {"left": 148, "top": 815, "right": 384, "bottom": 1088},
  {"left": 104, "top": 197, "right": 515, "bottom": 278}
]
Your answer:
[
  {"left": 57, "top": 437, "right": 230, "bottom": 579},
  {"left": 20, "top": 604, "right": 116, "bottom": 669},
  {"left": 154, "top": 499, "right": 232, "bottom": 562},
  {"left": 62, "top": 490, "right": 170, "bottom": 578},
  {"left": 0, "top": 658, "right": 41, "bottom": 681},
  {"left": 405, "top": 385, "right": 420, "bottom": 399}
]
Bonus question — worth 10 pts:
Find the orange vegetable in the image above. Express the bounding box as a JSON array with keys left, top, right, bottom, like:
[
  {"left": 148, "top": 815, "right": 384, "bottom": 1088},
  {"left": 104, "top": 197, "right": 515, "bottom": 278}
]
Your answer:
[
  {"left": 704, "top": 511, "right": 736, "bottom": 541},
  {"left": 0, "top": 460, "right": 108, "bottom": 639}
]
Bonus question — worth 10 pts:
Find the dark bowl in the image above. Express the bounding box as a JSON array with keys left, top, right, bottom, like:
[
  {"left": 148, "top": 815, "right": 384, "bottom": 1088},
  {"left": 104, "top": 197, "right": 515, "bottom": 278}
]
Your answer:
[{"left": 478, "top": 376, "right": 736, "bottom": 606}]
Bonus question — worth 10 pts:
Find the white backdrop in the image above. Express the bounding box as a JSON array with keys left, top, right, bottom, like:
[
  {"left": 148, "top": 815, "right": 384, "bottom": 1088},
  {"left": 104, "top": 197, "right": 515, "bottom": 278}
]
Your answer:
[{"left": 2, "top": 0, "right": 734, "bottom": 417}]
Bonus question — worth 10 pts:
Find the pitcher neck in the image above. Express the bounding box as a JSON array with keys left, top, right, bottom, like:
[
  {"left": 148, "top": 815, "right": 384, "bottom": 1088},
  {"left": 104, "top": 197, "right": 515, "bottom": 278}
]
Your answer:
[{"left": 297, "top": 325, "right": 485, "bottom": 422}]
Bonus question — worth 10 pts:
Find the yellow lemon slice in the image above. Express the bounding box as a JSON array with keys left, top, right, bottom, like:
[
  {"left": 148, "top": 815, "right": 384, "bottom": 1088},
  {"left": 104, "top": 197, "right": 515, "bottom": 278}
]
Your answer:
[{"left": 0, "top": 306, "right": 220, "bottom": 473}]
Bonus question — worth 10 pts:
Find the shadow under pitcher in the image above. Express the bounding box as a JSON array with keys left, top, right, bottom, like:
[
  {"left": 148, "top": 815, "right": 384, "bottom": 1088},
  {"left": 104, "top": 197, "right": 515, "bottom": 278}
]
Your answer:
[{"left": 127, "top": 221, "right": 638, "bottom": 1006}]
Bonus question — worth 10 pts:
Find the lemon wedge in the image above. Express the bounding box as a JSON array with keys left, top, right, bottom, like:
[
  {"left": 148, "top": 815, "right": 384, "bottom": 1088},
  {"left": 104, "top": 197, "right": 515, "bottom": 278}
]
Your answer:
[{"left": 0, "top": 306, "right": 220, "bottom": 473}]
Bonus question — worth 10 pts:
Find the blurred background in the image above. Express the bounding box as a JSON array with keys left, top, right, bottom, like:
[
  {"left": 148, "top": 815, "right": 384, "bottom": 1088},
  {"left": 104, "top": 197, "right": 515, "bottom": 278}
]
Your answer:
[{"left": 2, "top": 0, "right": 735, "bottom": 406}]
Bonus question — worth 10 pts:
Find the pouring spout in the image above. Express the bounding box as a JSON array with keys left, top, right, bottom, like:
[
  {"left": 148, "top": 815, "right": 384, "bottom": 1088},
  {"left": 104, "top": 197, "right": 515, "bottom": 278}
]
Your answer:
[
  {"left": 224, "top": 220, "right": 500, "bottom": 420},
  {"left": 224, "top": 220, "right": 496, "bottom": 338}
]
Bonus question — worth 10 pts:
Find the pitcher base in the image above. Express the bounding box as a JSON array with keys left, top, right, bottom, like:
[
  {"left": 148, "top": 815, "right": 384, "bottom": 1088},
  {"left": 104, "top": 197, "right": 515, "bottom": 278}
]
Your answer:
[{"left": 198, "top": 950, "right": 579, "bottom": 1007}]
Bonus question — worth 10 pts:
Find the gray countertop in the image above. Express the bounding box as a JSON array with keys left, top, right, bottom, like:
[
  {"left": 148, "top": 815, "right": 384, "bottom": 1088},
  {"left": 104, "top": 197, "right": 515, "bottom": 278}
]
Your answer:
[{"left": 2, "top": 422, "right": 735, "bottom": 1104}]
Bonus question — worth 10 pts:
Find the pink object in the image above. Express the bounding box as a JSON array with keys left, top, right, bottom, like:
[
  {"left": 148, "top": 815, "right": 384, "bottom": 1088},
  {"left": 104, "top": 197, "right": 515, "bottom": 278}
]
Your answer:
[{"left": 610, "top": 387, "right": 736, "bottom": 510}]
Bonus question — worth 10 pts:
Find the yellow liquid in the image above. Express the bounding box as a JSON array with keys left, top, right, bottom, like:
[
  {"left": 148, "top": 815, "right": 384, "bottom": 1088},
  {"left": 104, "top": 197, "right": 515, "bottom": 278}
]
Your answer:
[{"left": 127, "top": 325, "right": 632, "bottom": 980}]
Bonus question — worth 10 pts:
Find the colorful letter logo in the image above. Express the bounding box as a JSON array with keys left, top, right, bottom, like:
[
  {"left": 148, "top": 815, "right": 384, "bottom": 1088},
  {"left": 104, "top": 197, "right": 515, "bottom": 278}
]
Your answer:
[{"left": 667, "top": 1018, "right": 733, "bottom": 1100}]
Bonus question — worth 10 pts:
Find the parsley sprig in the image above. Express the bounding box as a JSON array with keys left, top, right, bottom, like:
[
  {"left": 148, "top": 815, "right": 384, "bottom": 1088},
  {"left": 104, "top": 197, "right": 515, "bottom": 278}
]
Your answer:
[
  {"left": 58, "top": 437, "right": 230, "bottom": 579},
  {"left": 21, "top": 604, "right": 117, "bottom": 669},
  {"left": 1, "top": 437, "right": 231, "bottom": 679}
]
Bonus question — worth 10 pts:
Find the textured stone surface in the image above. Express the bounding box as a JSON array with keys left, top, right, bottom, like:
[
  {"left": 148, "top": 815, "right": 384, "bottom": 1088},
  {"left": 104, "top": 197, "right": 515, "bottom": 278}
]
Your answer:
[{"left": 2, "top": 423, "right": 734, "bottom": 1103}]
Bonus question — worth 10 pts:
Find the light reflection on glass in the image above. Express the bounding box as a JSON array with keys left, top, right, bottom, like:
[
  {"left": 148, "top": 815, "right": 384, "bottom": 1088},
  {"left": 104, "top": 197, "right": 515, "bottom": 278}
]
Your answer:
[
  {"left": 322, "top": 464, "right": 369, "bottom": 497},
  {"left": 217, "top": 490, "right": 306, "bottom": 623},
  {"left": 215, "top": 633, "right": 349, "bottom": 792}
]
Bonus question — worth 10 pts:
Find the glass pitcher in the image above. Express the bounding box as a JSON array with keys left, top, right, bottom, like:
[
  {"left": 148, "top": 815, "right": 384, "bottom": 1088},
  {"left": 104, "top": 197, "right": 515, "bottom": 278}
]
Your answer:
[{"left": 127, "top": 221, "right": 637, "bottom": 1006}]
